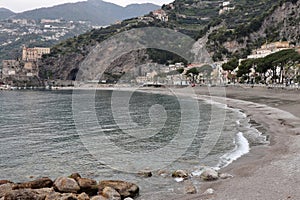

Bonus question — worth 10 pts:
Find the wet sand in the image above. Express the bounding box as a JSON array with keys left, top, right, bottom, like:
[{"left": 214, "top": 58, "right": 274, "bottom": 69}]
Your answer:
[{"left": 175, "top": 86, "right": 300, "bottom": 200}]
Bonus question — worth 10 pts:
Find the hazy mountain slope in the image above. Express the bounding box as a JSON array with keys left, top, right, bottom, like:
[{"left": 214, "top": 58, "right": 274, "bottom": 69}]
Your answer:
[
  {"left": 0, "top": 8, "right": 15, "bottom": 20},
  {"left": 14, "top": 0, "right": 159, "bottom": 25}
]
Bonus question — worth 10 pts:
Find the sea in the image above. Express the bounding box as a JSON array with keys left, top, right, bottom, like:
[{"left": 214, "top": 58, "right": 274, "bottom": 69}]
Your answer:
[{"left": 0, "top": 89, "right": 267, "bottom": 198}]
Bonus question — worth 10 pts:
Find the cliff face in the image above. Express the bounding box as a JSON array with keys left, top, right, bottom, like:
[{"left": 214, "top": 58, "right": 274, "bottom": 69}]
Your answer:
[
  {"left": 39, "top": 0, "right": 300, "bottom": 81},
  {"left": 260, "top": 0, "right": 300, "bottom": 43},
  {"left": 223, "top": 0, "right": 300, "bottom": 54}
]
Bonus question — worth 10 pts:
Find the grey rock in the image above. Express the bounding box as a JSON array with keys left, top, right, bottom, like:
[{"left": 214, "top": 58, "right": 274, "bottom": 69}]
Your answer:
[{"left": 200, "top": 168, "right": 219, "bottom": 181}]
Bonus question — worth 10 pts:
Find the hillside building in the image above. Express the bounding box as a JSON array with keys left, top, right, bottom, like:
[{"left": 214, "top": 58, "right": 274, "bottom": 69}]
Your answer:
[
  {"left": 152, "top": 9, "right": 169, "bottom": 22},
  {"left": 22, "top": 47, "right": 51, "bottom": 61},
  {"left": 247, "top": 41, "right": 291, "bottom": 59}
]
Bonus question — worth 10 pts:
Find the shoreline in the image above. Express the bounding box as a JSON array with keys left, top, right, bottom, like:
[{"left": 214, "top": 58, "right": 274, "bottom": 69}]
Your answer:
[{"left": 174, "top": 86, "right": 300, "bottom": 199}]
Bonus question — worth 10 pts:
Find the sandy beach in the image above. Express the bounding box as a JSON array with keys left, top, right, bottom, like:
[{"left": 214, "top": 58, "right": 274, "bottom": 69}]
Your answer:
[{"left": 170, "top": 86, "right": 300, "bottom": 200}]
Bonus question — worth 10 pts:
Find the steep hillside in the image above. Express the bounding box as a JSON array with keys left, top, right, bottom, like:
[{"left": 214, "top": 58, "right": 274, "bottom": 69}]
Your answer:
[
  {"left": 14, "top": 0, "right": 160, "bottom": 26},
  {"left": 39, "top": 0, "right": 300, "bottom": 81},
  {"left": 0, "top": 8, "right": 14, "bottom": 20},
  {"left": 206, "top": 0, "right": 300, "bottom": 60}
]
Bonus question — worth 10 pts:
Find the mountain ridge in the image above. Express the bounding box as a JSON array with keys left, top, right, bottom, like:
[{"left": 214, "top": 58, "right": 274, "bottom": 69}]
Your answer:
[{"left": 9, "top": 0, "right": 160, "bottom": 25}]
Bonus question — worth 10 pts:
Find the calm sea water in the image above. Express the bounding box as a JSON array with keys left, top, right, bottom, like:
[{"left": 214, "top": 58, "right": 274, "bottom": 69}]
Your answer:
[{"left": 0, "top": 89, "right": 265, "bottom": 198}]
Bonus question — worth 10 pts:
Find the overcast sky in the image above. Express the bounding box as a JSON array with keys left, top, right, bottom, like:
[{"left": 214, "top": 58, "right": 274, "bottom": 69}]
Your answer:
[{"left": 0, "top": 0, "right": 173, "bottom": 13}]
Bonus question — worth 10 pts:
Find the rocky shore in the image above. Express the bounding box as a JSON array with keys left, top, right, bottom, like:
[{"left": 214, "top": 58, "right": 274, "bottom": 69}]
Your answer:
[
  {"left": 0, "top": 167, "right": 234, "bottom": 200},
  {"left": 0, "top": 173, "right": 139, "bottom": 200}
]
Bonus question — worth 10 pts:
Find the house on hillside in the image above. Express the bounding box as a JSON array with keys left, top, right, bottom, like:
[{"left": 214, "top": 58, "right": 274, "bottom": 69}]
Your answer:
[
  {"left": 22, "top": 46, "right": 50, "bottom": 62},
  {"left": 152, "top": 9, "right": 169, "bottom": 22}
]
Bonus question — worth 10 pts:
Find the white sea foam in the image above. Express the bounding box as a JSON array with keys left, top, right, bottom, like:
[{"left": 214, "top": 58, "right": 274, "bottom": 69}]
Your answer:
[
  {"left": 217, "top": 132, "right": 250, "bottom": 168},
  {"left": 174, "top": 177, "right": 184, "bottom": 182}
]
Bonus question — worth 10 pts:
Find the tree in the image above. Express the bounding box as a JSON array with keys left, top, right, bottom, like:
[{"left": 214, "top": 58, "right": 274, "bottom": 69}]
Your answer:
[{"left": 222, "top": 58, "right": 238, "bottom": 71}]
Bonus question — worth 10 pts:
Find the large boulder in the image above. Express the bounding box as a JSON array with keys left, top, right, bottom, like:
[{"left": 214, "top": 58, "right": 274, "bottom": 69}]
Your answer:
[
  {"left": 54, "top": 177, "right": 80, "bottom": 193},
  {"left": 200, "top": 168, "right": 219, "bottom": 181},
  {"left": 100, "top": 187, "right": 121, "bottom": 200},
  {"left": 98, "top": 180, "right": 139, "bottom": 199},
  {"left": 12, "top": 177, "right": 53, "bottom": 189}
]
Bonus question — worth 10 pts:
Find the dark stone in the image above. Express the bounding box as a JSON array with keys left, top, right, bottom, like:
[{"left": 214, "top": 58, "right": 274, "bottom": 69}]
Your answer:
[{"left": 12, "top": 177, "right": 53, "bottom": 190}]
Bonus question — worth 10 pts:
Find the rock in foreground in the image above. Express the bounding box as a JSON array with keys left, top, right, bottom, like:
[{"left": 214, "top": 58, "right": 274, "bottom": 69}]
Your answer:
[
  {"left": 54, "top": 177, "right": 80, "bottom": 193},
  {"left": 99, "top": 180, "right": 139, "bottom": 199},
  {"left": 200, "top": 168, "right": 219, "bottom": 181}
]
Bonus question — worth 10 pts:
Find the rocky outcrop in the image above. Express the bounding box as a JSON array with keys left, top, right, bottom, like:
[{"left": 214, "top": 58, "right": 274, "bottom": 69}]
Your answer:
[{"left": 98, "top": 180, "right": 139, "bottom": 199}]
